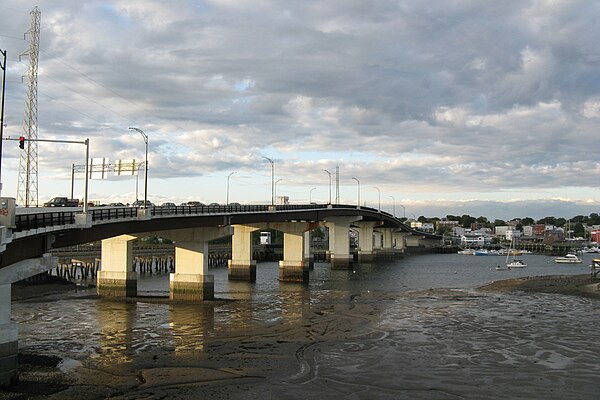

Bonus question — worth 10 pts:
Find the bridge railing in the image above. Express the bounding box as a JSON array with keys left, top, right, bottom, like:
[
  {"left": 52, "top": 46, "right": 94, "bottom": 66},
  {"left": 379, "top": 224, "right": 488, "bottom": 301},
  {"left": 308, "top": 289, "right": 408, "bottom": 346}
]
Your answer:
[
  {"left": 90, "top": 207, "right": 138, "bottom": 221},
  {"left": 15, "top": 211, "right": 76, "bottom": 231},
  {"left": 12, "top": 203, "right": 403, "bottom": 233}
]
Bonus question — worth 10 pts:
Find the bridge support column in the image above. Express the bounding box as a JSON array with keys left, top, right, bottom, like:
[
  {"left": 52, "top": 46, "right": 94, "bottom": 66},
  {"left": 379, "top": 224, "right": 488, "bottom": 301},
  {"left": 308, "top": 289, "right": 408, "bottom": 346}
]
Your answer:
[
  {"left": 98, "top": 235, "right": 137, "bottom": 297},
  {"left": 355, "top": 221, "right": 378, "bottom": 263},
  {"left": 228, "top": 225, "right": 259, "bottom": 281},
  {"left": 393, "top": 232, "right": 408, "bottom": 251},
  {"left": 157, "top": 227, "right": 231, "bottom": 301},
  {"left": 277, "top": 222, "right": 314, "bottom": 282},
  {"left": 304, "top": 231, "right": 314, "bottom": 270},
  {"left": 171, "top": 241, "right": 213, "bottom": 301},
  {"left": 375, "top": 228, "right": 397, "bottom": 260},
  {"left": 0, "top": 284, "right": 18, "bottom": 386},
  {"left": 325, "top": 216, "right": 362, "bottom": 269}
]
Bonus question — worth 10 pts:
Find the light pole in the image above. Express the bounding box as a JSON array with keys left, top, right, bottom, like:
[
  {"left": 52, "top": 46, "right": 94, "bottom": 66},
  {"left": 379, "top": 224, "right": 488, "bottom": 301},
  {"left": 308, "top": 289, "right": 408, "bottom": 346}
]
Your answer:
[
  {"left": 352, "top": 177, "right": 360, "bottom": 207},
  {"left": 389, "top": 195, "right": 396, "bottom": 217},
  {"left": 263, "top": 156, "right": 274, "bottom": 205},
  {"left": 309, "top": 187, "right": 316, "bottom": 203},
  {"left": 373, "top": 186, "right": 381, "bottom": 212},
  {"left": 129, "top": 127, "right": 148, "bottom": 207},
  {"left": 0, "top": 48, "right": 7, "bottom": 194},
  {"left": 274, "top": 178, "right": 283, "bottom": 202},
  {"left": 399, "top": 204, "right": 406, "bottom": 218},
  {"left": 226, "top": 171, "right": 236, "bottom": 204},
  {"left": 322, "top": 169, "right": 332, "bottom": 204}
]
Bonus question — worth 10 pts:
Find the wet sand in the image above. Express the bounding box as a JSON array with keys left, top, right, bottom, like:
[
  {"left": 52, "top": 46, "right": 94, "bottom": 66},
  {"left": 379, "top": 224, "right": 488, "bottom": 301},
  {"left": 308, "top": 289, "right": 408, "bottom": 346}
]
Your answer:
[
  {"left": 2, "top": 275, "right": 600, "bottom": 399},
  {"left": 480, "top": 273, "right": 600, "bottom": 298}
]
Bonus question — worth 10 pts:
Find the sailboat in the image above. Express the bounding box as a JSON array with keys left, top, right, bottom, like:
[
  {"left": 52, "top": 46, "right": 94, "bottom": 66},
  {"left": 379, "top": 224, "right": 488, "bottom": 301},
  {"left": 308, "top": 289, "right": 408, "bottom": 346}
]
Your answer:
[{"left": 506, "top": 238, "right": 526, "bottom": 269}]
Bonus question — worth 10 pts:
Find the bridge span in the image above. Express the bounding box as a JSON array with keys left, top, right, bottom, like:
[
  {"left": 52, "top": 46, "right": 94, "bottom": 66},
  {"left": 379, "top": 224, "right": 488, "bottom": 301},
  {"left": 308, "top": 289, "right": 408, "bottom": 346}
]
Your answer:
[{"left": 0, "top": 202, "right": 441, "bottom": 385}]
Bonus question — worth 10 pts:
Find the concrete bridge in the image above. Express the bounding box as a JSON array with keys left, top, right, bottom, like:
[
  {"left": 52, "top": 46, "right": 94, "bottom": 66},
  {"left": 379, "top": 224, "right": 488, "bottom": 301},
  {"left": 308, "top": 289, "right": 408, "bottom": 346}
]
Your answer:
[{"left": 0, "top": 201, "right": 441, "bottom": 385}]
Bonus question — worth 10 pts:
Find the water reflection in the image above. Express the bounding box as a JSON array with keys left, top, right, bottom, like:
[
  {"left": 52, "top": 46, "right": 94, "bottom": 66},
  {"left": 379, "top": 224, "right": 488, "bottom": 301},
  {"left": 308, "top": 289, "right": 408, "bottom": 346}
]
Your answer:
[
  {"left": 168, "top": 303, "right": 214, "bottom": 354},
  {"left": 95, "top": 299, "right": 138, "bottom": 365}
]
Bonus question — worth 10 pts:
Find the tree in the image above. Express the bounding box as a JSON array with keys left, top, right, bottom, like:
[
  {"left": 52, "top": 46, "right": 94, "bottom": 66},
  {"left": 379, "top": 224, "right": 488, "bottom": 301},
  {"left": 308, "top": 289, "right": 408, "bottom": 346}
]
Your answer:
[
  {"left": 521, "top": 217, "right": 535, "bottom": 226},
  {"left": 460, "top": 214, "right": 476, "bottom": 228},
  {"left": 493, "top": 219, "right": 506, "bottom": 227},
  {"left": 574, "top": 222, "right": 585, "bottom": 238}
]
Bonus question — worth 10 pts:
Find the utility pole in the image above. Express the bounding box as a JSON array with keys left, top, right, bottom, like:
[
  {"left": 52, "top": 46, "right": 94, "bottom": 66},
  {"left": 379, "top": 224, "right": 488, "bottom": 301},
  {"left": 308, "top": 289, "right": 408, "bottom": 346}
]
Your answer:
[
  {"left": 7, "top": 136, "right": 90, "bottom": 212},
  {"left": 0, "top": 48, "right": 7, "bottom": 195},
  {"left": 17, "top": 7, "right": 41, "bottom": 207}
]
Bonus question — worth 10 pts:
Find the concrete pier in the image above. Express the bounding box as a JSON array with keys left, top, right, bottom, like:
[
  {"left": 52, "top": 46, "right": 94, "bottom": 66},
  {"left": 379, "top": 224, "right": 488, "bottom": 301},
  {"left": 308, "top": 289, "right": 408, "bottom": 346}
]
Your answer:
[
  {"left": 97, "top": 235, "right": 137, "bottom": 297},
  {"left": 325, "top": 216, "right": 362, "bottom": 269},
  {"left": 0, "top": 284, "right": 18, "bottom": 386},
  {"left": 228, "top": 225, "right": 259, "bottom": 281}
]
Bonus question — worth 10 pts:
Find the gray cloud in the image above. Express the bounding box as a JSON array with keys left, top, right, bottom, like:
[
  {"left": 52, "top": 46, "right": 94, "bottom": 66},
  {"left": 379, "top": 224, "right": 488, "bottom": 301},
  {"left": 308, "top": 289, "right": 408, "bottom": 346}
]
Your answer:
[{"left": 1, "top": 0, "right": 599, "bottom": 215}]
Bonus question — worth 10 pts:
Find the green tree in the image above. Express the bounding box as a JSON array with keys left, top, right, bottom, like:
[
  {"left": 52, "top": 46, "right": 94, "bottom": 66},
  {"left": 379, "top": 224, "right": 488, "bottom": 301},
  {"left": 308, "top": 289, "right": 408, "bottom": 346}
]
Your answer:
[
  {"left": 521, "top": 217, "right": 535, "bottom": 226},
  {"left": 574, "top": 222, "right": 585, "bottom": 237},
  {"left": 460, "top": 214, "right": 476, "bottom": 228},
  {"left": 493, "top": 219, "right": 506, "bottom": 227}
]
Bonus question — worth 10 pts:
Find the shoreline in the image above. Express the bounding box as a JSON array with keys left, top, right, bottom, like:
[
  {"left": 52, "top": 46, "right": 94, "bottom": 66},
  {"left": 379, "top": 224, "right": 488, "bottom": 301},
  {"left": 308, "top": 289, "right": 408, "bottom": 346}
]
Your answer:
[{"left": 479, "top": 273, "right": 600, "bottom": 298}]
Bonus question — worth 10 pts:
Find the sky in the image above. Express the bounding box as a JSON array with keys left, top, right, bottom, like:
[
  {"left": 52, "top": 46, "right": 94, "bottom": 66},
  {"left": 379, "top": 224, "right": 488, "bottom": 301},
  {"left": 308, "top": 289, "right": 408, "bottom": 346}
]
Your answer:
[{"left": 1, "top": 0, "right": 600, "bottom": 220}]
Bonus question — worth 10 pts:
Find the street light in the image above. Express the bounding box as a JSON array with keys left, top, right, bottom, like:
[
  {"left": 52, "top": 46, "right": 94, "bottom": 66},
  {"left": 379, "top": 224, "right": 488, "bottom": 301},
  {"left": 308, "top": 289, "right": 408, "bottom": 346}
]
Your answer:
[
  {"left": 322, "top": 169, "right": 332, "bottom": 204},
  {"left": 373, "top": 186, "right": 381, "bottom": 212},
  {"left": 309, "top": 187, "right": 316, "bottom": 203},
  {"left": 389, "top": 195, "right": 396, "bottom": 217},
  {"left": 399, "top": 204, "right": 406, "bottom": 218},
  {"left": 226, "top": 171, "right": 236, "bottom": 204},
  {"left": 274, "top": 178, "right": 283, "bottom": 201},
  {"left": 351, "top": 177, "right": 360, "bottom": 207},
  {"left": 129, "top": 127, "right": 148, "bottom": 207},
  {"left": 262, "top": 156, "right": 274, "bottom": 205},
  {"left": 0, "top": 48, "right": 6, "bottom": 194}
]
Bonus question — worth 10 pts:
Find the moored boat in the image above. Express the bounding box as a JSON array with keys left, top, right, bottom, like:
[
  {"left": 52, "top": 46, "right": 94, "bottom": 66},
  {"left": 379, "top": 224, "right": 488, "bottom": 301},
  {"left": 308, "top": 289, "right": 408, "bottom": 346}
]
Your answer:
[{"left": 554, "top": 253, "right": 582, "bottom": 264}]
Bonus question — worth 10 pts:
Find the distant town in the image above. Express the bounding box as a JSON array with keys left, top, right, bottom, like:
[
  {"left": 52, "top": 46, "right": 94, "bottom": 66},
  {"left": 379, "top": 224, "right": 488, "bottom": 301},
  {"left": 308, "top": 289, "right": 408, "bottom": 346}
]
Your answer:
[{"left": 402, "top": 213, "right": 600, "bottom": 246}]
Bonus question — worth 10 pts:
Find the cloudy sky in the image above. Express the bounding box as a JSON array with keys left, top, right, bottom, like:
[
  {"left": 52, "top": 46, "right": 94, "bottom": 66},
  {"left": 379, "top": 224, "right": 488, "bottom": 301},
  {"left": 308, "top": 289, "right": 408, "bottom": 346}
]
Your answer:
[{"left": 1, "top": 0, "right": 599, "bottom": 219}]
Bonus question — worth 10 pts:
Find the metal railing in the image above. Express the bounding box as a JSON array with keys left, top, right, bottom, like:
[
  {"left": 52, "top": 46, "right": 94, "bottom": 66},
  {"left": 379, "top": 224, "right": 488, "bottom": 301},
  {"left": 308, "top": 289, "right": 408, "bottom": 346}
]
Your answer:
[{"left": 12, "top": 203, "right": 388, "bottom": 233}]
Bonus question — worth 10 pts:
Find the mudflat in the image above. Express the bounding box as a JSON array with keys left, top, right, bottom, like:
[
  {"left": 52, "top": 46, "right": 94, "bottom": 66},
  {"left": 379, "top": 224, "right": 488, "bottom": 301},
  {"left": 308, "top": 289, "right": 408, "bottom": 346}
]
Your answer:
[
  {"left": 480, "top": 273, "right": 600, "bottom": 298},
  {"left": 2, "top": 275, "right": 600, "bottom": 399}
]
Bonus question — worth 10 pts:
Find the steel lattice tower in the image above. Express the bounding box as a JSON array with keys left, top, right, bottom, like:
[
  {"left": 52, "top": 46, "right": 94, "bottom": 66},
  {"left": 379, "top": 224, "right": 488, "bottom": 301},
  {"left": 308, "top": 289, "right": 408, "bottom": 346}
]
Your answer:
[{"left": 17, "top": 7, "right": 41, "bottom": 207}]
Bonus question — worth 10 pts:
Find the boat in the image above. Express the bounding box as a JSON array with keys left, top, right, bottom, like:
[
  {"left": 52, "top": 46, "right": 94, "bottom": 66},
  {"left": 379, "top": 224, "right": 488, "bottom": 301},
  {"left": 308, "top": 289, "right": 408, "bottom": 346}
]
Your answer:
[
  {"left": 505, "top": 238, "right": 527, "bottom": 269},
  {"left": 554, "top": 253, "right": 582, "bottom": 264},
  {"left": 457, "top": 249, "right": 475, "bottom": 255},
  {"left": 495, "top": 265, "right": 508, "bottom": 271},
  {"left": 507, "top": 259, "right": 527, "bottom": 269}
]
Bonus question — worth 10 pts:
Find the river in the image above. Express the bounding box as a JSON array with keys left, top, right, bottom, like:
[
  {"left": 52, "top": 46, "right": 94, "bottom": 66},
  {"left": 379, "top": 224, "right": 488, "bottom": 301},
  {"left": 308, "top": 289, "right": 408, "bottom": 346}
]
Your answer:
[{"left": 9, "top": 252, "right": 600, "bottom": 399}]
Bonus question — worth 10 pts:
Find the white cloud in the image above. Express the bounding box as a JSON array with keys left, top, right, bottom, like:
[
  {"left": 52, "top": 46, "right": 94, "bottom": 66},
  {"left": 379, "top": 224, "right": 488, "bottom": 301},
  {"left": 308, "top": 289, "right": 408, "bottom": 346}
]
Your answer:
[{"left": 0, "top": 0, "right": 599, "bottom": 218}]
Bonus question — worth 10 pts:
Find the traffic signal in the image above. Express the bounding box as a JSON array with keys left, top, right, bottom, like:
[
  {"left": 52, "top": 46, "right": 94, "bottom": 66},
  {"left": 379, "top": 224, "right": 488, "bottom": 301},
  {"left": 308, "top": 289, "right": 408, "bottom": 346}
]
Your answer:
[{"left": 18, "top": 136, "right": 25, "bottom": 149}]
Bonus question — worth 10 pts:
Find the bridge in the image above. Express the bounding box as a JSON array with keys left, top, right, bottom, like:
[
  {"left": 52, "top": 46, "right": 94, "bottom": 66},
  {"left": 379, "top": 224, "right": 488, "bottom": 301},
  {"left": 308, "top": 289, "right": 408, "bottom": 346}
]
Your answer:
[{"left": 0, "top": 201, "right": 441, "bottom": 385}]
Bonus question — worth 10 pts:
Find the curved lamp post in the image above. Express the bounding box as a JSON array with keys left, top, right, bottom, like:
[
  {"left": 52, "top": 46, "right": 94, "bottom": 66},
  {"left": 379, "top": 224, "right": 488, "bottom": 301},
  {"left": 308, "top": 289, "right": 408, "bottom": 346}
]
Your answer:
[
  {"left": 274, "top": 178, "right": 283, "bottom": 202},
  {"left": 389, "top": 195, "right": 396, "bottom": 217},
  {"left": 262, "top": 156, "right": 274, "bottom": 205},
  {"left": 351, "top": 177, "right": 360, "bottom": 207},
  {"left": 226, "top": 171, "right": 236, "bottom": 204},
  {"left": 128, "top": 127, "right": 148, "bottom": 207},
  {"left": 322, "top": 169, "right": 332, "bottom": 204},
  {"left": 373, "top": 186, "right": 381, "bottom": 212},
  {"left": 309, "top": 187, "right": 316, "bottom": 203}
]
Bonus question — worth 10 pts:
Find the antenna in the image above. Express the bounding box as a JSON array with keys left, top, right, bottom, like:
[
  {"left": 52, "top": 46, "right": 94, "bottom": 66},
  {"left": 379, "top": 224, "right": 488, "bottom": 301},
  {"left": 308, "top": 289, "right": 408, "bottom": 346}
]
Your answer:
[{"left": 17, "top": 7, "right": 41, "bottom": 207}]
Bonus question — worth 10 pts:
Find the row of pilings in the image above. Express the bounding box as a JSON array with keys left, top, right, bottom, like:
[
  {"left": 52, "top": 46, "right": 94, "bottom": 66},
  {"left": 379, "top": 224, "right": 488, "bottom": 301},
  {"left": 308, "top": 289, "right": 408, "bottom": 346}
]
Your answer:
[{"left": 44, "top": 243, "right": 278, "bottom": 283}]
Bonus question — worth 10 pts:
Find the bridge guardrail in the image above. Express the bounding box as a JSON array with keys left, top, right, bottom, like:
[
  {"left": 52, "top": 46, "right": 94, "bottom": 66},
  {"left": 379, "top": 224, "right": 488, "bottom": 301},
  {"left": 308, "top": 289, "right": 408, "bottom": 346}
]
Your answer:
[
  {"left": 12, "top": 203, "right": 420, "bottom": 236},
  {"left": 15, "top": 211, "right": 76, "bottom": 231}
]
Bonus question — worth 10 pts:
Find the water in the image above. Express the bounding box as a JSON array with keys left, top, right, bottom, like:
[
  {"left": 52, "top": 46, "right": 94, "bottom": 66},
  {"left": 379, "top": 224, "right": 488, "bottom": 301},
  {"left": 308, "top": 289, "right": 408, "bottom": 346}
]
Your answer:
[
  {"left": 10, "top": 252, "right": 600, "bottom": 399},
  {"left": 138, "top": 252, "right": 594, "bottom": 297}
]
